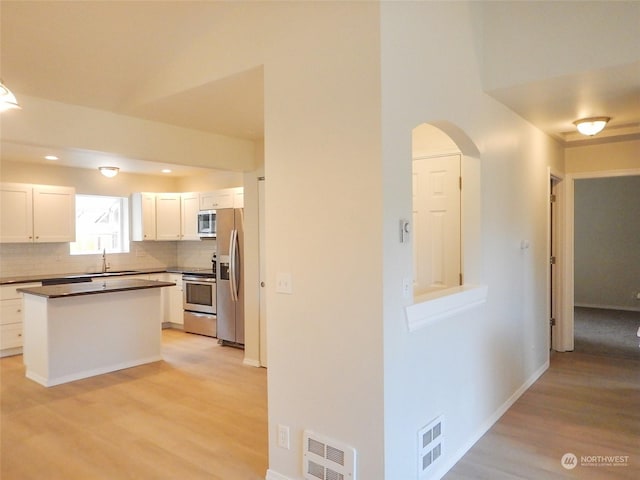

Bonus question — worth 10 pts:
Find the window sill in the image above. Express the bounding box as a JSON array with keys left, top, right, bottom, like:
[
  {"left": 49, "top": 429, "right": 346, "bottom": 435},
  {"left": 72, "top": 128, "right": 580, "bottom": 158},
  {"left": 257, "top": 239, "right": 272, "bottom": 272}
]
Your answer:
[{"left": 405, "top": 284, "right": 488, "bottom": 332}]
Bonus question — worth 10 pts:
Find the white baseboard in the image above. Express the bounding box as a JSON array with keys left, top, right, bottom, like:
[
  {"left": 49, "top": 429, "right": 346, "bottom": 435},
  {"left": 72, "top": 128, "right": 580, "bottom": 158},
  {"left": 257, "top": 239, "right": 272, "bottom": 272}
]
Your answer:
[
  {"left": 574, "top": 303, "right": 640, "bottom": 312},
  {"left": 26, "top": 355, "right": 163, "bottom": 387},
  {"left": 430, "top": 359, "right": 550, "bottom": 480},
  {"left": 243, "top": 357, "right": 262, "bottom": 368},
  {"left": 0, "top": 346, "right": 22, "bottom": 358},
  {"left": 265, "top": 469, "right": 293, "bottom": 480}
]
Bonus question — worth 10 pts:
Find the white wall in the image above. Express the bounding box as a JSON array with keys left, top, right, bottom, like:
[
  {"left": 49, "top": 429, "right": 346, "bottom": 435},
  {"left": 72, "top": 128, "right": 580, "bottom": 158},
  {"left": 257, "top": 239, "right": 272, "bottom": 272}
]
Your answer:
[
  {"left": 3, "top": 95, "right": 256, "bottom": 172},
  {"left": 565, "top": 139, "right": 640, "bottom": 174},
  {"left": 574, "top": 176, "right": 640, "bottom": 311},
  {"left": 261, "top": 3, "right": 385, "bottom": 478},
  {"left": 380, "top": 2, "right": 563, "bottom": 478},
  {"left": 176, "top": 169, "right": 244, "bottom": 192},
  {"left": 479, "top": 1, "right": 640, "bottom": 91}
]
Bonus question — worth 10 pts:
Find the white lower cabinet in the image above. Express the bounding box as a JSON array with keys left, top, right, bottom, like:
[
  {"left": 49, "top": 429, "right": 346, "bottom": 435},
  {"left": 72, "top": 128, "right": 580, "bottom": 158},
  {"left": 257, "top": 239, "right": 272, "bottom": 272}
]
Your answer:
[
  {"left": 0, "top": 283, "right": 40, "bottom": 356},
  {"left": 165, "top": 274, "right": 184, "bottom": 326}
]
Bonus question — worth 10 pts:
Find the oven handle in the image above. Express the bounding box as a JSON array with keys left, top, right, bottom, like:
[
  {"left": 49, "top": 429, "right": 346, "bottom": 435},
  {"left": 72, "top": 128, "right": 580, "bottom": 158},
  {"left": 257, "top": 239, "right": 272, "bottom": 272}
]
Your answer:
[{"left": 182, "top": 277, "right": 215, "bottom": 285}]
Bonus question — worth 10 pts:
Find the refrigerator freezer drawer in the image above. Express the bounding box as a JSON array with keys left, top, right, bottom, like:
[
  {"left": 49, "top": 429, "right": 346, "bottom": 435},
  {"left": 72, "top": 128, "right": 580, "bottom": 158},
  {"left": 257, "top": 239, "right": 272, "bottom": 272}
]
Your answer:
[{"left": 183, "top": 311, "right": 217, "bottom": 338}]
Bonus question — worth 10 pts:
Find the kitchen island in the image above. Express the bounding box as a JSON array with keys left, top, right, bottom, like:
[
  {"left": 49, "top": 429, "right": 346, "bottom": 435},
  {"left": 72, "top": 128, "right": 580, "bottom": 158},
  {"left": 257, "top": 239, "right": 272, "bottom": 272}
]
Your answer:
[{"left": 18, "top": 279, "right": 175, "bottom": 387}]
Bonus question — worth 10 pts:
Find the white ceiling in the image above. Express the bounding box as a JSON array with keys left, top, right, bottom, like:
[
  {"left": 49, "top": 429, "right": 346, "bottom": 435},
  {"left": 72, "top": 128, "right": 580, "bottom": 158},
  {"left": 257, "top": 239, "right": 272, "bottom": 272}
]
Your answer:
[{"left": 0, "top": 1, "right": 638, "bottom": 174}]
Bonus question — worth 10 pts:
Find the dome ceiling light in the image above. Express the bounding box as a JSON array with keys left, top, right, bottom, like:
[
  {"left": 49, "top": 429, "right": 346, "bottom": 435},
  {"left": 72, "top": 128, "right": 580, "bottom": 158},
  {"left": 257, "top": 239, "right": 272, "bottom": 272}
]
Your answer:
[
  {"left": 99, "top": 166, "right": 120, "bottom": 178},
  {"left": 573, "top": 117, "right": 610, "bottom": 136},
  {"left": 0, "top": 81, "right": 21, "bottom": 112}
]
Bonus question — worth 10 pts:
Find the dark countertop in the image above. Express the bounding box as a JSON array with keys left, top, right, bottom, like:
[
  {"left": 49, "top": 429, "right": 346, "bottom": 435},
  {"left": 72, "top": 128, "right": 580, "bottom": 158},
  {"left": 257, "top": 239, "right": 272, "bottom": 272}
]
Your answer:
[
  {"left": 0, "top": 266, "right": 213, "bottom": 285},
  {"left": 17, "top": 279, "right": 176, "bottom": 299}
]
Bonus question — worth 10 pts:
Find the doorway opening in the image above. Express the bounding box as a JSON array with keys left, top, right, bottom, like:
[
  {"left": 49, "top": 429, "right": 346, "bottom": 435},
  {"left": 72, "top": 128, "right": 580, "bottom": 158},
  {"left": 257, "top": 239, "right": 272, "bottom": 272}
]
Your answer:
[
  {"left": 557, "top": 168, "right": 640, "bottom": 353},
  {"left": 572, "top": 175, "right": 640, "bottom": 359}
]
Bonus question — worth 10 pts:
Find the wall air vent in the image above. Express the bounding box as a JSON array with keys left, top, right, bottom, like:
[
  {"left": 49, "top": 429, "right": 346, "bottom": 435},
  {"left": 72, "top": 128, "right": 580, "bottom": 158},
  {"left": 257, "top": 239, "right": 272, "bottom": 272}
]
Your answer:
[
  {"left": 303, "top": 430, "right": 356, "bottom": 480},
  {"left": 418, "top": 415, "right": 444, "bottom": 478}
]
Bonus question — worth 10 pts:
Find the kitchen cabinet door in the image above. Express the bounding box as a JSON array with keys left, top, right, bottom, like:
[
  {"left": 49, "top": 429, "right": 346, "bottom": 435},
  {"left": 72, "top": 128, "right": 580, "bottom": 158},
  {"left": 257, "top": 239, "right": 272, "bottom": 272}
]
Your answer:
[
  {"left": 180, "top": 192, "right": 200, "bottom": 240},
  {"left": 166, "top": 274, "right": 184, "bottom": 326},
  {"left": 131, "top": 193, "right": 157, "bottom": 241},
  {"left": 0, "top": 183, "right": 33, "bottom": 242},
  {"left": 233, "top": 188, "right": 244, "bottom": 209},
  {"left": 199, "top": 190, "right": 233, "bottom": 210},
  {"left": 32, "top": 185, "right": 76, "bottom": 242},
  {"left": 156, "top": 193, "right": 181, "bottom": 240},
  {"left": 0, "top": 183, "right": 75, "bottom": 243}
]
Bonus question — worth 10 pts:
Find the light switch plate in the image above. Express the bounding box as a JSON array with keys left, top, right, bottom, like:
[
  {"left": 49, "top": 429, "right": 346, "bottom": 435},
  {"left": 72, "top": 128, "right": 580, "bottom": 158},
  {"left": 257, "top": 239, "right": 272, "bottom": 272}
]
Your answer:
[{"left": 276, "top": 272, "right": 293, "bottom": 294}]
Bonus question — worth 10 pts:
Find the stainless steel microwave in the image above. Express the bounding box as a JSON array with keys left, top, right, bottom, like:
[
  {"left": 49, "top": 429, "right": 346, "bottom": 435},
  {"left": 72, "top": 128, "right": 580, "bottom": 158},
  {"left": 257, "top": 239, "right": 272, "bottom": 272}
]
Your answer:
[{"left": 197, "top": 210, "right": 216, "bottom": 238}]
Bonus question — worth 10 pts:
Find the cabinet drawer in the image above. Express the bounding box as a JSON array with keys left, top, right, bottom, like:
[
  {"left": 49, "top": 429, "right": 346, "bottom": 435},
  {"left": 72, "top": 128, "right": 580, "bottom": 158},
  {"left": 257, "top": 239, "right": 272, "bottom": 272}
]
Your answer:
[
  {"left": 0, "top": 299, "right": 23, "bottom": 325},
  {"left": 0, "top": 323, "right": 23, "bottom": 349},
  {"left": 0, "top": 283, "right": 39, "bottom": 300}
]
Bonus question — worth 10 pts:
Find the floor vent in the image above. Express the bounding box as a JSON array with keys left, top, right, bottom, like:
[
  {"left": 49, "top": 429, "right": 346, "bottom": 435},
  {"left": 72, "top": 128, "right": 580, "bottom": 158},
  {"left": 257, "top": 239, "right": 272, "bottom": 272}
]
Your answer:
[
  {"left": 303, "top": 430, "right": 356, "bottom": 480},
  {"left": 418, "top": 415, "right": 444, "bottom": 478}
]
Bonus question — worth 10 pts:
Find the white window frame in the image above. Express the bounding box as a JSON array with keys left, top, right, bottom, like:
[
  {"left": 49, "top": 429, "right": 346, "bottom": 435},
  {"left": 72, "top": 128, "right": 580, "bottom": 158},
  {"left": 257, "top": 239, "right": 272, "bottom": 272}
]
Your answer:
[{"left": 70, "top": 194, "right": 130, "bottom": 255}]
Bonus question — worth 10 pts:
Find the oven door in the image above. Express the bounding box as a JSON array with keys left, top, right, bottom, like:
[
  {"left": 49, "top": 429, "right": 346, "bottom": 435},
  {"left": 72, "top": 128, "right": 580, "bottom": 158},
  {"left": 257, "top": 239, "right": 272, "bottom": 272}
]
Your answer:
[{"left": 183, "top": 277, "right": 216, "bottom": 314}]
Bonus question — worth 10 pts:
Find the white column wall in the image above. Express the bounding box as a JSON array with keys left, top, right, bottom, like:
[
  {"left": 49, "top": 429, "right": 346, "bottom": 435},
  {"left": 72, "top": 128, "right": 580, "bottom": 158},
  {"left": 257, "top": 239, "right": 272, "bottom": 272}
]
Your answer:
[
  {"left": 380, "top": 2, "right": 563, "bottom": 478},
  {"left": 262, "top": 3, "right": 384, "bottom": 479}
]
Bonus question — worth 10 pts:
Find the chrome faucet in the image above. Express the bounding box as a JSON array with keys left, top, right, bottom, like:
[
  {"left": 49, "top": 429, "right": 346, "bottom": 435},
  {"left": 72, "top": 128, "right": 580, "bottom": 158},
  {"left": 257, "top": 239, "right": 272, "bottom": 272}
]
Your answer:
[{"left": 101, "top": 249, "right": 110, "bottom": 273}]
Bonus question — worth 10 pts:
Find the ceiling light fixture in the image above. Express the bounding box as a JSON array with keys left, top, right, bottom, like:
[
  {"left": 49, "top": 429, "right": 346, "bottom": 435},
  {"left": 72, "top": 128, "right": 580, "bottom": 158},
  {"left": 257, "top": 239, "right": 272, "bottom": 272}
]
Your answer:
[
  {"left": 45, "top": 155, "right": 59, "bottom": 161},
  {"left": 99, "top": 166, "right": 119, "bottom": 178},
  {"left": 161, "top": 169, "right": 172, "bottom": 174},
  {"left": 0, "top": 81, "right": 21, "bottom": 112},
  {"left": 573, "top": 116, "right": 610, "bottom": 136}
]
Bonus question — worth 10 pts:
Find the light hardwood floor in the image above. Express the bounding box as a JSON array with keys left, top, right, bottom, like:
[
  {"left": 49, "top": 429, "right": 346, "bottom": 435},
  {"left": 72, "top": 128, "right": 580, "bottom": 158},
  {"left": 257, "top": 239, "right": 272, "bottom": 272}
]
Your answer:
[
  {"left": 0, "top": 329, "right": 268, "bottom": 480},
  {"left": 3, "top": 332, "right": 638, "bottom": 480},
  {"left": 444, "top": 351, "right": 640, "bottom": 479}
]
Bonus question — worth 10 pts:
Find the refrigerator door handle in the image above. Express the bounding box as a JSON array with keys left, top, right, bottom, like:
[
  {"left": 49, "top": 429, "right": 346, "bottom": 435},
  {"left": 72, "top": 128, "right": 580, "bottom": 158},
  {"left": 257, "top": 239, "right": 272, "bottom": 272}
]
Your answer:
[
  {"left": 229, "top": 228, "right": 238, "bottom": 302},
  {"left": 233, "top": 228, "right": 240, "bottom": 301}
]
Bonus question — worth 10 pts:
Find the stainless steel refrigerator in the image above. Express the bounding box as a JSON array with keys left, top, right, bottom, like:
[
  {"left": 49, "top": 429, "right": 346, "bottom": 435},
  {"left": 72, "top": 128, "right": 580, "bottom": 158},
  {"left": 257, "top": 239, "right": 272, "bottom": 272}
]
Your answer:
[{"left": 216, "top": 208, "right": 244, "bottom": 346}]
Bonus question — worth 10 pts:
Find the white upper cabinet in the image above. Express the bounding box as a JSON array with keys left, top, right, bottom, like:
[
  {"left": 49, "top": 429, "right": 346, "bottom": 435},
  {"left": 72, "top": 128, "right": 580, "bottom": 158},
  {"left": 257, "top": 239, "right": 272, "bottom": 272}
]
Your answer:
[
  {"left": 0, "top": 184, "right": 33, "bottom": 242},
  {"left": 132, "top": 192, "right": 201, "bottom": 241},
  {"left": 199, "top": 187, "right": 243, "bottom": 210},
  {"left": 180, "top": 192, "right": 200, "bottom": 241},
  {"left": 0, "top": 183, "right": 75, "bottom": 243},
  {"left": 131, "top": 192, "right": 157, "bottom": 241},
  {"left": 233, "top": 188, "right": 244, "bottom": 208},
  {"left": 155, "top": 193, "right": 182, "bottom": 240},
  {"left": 199, "top": 189, "right": 234, "bottom": 210},
  {"left": 33, "top": 185, "right": 76, "bottom": 242}
]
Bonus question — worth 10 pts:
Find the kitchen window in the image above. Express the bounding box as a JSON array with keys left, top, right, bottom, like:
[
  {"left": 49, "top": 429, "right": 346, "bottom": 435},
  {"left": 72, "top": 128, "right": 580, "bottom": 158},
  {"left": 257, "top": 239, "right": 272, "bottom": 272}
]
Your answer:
[{"left": 70, "top": 195, "right": 130, "bottom": 255}]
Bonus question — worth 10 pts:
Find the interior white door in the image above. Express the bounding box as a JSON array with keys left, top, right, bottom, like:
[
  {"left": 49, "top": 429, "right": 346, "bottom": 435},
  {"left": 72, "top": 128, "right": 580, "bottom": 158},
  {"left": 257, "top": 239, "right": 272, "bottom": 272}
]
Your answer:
[{"left": 413, "top": 154, "right": 461, "bottom": 295}]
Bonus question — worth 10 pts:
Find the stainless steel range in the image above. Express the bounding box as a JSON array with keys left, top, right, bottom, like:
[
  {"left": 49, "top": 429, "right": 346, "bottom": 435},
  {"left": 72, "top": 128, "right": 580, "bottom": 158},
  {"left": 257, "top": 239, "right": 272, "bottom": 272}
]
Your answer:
[{"left": 183, "top": 271, "right": 216, "bottom": 337}]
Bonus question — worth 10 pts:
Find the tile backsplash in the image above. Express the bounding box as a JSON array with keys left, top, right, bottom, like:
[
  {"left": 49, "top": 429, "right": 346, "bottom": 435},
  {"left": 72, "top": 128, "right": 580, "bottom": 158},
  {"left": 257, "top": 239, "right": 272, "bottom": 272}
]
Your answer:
[
  {"left": 0, "top": 240, "right": 216, "bottom": 278},
  {"left": 177, "top": 239, "right": 217, "bottom": 270}
]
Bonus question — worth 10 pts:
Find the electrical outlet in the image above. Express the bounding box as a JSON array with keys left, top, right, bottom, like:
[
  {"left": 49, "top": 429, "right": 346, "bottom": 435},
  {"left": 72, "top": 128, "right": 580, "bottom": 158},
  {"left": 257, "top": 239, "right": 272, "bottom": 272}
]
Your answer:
[
  {"left": 403, "top": 277, "right": 412, "bottom": 299},
  {"left": 636, "top": 292, "right": 640, "bottom": 300},
  {"left": 277, "top": 424, "right": 290, "bottom": 449},
  {"left": 276, "top": 272, "right": 293, "bottom": 294}
]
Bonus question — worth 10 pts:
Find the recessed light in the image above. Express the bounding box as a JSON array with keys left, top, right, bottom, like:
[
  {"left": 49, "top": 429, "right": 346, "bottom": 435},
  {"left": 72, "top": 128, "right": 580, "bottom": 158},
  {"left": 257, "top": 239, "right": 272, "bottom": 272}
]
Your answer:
[
  {"left": 161, "top": 169, "right": 172, "bottom": 174},
  {"left": 45, "top": 155, "right": 59, "bottom": 161}
]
